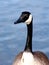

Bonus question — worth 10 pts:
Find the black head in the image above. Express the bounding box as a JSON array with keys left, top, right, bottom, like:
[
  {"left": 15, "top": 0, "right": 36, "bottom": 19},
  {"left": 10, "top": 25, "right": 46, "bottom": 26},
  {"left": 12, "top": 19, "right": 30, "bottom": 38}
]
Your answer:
[{"left": 14, "top": 11, "right": 32, "bottom": 25}]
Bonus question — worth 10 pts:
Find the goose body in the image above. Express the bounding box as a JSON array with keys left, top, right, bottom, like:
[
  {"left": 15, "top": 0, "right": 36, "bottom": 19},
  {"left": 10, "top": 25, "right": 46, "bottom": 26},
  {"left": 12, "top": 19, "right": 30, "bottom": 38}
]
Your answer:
[{"left": 13, "top": 11, "right": 49, "bottom": 65}]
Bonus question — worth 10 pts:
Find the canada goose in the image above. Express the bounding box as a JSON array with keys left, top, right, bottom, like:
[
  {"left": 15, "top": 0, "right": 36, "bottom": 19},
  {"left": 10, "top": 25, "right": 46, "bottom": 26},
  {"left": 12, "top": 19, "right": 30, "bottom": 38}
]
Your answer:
[{"left": 13, "top": 11, "right": 49, "bottom": 65}]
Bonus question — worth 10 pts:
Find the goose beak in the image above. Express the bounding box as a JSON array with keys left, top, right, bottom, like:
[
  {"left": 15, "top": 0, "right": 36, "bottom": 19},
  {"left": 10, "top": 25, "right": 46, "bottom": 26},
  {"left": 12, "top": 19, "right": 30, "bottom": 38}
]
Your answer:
[{"left": 14, "top": 18, "right": 22, "bottom": 24}]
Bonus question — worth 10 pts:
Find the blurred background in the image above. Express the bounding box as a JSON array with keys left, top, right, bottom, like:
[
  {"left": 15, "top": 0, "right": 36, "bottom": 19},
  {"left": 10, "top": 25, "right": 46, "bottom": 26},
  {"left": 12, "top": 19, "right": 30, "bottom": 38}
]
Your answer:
[{"left": 0, "top": 0, "right": 49, "bottom": 65}]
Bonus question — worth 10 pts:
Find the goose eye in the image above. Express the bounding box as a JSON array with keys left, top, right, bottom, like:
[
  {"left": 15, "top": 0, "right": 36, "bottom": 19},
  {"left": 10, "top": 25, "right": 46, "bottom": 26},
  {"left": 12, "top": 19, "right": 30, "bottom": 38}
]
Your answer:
[
  {"left": 23, "top": 14, "right": 28, "bottom": 20},
  {"left": 21, "top": 14, "right": 28, "bottom": 19},
  {"left": 24, "top": 14, "right": 28, "bottom": 18}
]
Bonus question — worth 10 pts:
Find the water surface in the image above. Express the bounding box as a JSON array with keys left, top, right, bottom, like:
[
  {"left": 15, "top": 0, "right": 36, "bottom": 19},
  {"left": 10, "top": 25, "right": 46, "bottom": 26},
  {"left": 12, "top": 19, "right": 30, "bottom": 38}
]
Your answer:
[{"left": 0, "top": 0, "right": 49, "bottom": 65}]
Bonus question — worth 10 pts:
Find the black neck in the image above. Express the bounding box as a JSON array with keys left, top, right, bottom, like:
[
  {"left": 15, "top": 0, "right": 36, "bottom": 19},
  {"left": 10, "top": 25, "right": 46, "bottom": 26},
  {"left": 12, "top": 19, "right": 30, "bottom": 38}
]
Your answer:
[{"left": 24, "top": 20, "right": 33, "bottom": 52}]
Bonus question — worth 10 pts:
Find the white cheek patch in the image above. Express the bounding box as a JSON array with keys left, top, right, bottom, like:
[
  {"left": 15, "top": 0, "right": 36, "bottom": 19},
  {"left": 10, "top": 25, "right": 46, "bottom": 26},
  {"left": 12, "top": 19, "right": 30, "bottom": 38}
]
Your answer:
[{"left": 25, "top": 14, "right": 32, "bottom": 25}]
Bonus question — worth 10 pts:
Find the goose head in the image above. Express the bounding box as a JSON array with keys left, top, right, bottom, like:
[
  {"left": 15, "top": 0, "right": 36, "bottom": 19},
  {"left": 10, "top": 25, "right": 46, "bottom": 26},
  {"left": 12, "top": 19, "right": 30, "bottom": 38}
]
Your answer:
[{"left": 14, "top": 11, "right": 33, "bottom": 25}]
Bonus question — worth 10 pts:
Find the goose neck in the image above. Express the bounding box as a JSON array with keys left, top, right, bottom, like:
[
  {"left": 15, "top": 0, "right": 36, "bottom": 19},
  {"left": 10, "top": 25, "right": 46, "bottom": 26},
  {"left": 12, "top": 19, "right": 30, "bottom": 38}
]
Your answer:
[{"left": 24, "top": 21, "right": 33, "bottom": 52}]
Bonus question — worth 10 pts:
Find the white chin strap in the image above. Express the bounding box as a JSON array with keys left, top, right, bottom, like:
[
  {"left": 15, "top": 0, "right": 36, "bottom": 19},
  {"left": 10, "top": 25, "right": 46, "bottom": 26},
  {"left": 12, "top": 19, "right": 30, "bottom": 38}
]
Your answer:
[{"left": 25, "top": 14, "right": 32, "bottom": 25}]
